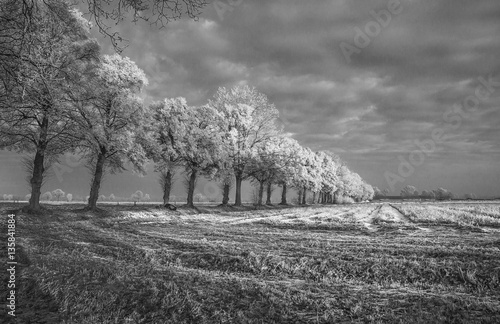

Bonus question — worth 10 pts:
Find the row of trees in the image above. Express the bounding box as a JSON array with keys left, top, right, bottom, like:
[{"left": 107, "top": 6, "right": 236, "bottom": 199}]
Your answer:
[
  {"left": 0, "top": 1, "right": 374, "bottom": 212},
  {"left": 400, "top": 185, "right": 455, "bottom": 200},
  {"left": 373, "top": 185, "right": 459, "bottom": 200},
  {"left": 145, "top": 88, "right": 375, "bottom": 208}
]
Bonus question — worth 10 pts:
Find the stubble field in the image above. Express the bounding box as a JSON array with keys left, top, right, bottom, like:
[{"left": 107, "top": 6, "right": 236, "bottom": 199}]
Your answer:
[{"left": 1, "top": 201, "right": 500, "bottom": 323}]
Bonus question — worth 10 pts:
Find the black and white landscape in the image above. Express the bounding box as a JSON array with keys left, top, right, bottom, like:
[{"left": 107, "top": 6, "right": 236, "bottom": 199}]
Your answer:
[{"left": 1, "top": 0, "right": 499, "bottom": 323}]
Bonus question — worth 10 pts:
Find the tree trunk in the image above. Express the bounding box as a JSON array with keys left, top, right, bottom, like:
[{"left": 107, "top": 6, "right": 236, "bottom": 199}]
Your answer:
[
  {"left": 162, "top": 170, "right": 173, "bottom": 205},
  {"left": 234, "top": 171, "right": 243, "bottom": 206},
  {"left": 312, "top": 192, "right": 316, "bottom": 205},
  {"left": 88, "top": 148, "right": 107, "bottom": 210},
  {"left": 28, "top": 115, "right": 49, "bottom": 212},
  {"left": 266, "top": 182, "right": 273, "bottom": 205},
  {"left": 302, "top": 186, "right": 307, "bottom": 205},
  {"left": 279, "top": 183, "right": 287, "bottom": 205},
  {"left": 28, "top": 149, "right": 45, "bottom": 212},
  {"left": 186, "top": 169, "right": 197, "bottom": 207},
  {"left": 221, "top": 183, "right": 230, "bottom": 206},
  {"left": 297, "top": 189, "right": 302, "bottom": 205},
  {"left": 257, "top": 180, "right": 264, "bottom": 205}
]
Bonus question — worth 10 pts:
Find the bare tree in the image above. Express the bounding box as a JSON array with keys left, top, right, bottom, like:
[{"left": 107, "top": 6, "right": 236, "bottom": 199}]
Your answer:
[{"left": 80, "top": 0, "right": 208, "bottom": 50}]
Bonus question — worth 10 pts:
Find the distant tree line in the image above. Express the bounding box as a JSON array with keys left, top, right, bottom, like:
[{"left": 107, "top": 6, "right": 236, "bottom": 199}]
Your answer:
[{"left": 372, "top": 185, "right": 477, "bottom": 201}]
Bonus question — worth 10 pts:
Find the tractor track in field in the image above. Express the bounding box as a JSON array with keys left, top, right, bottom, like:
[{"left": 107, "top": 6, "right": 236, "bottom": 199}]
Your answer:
[
  {"left": 386, "top": 204, "right": 413, "bottom": 223},
  {"left": 280, "top": 208, "right": 361, "bottom": 224},
  {"left": 388, "top": 204, "right": 432, "bottom": 232},
  {"left": 361, "top": 204, "right": 433, "bottom": 233},
  {"left": 359, "top": 205, "right": 382, "bottom": 232},
  {"left": 227, "top": 210, "right": 308, "bottom": 225},
  {"left": 226, "top": 204, "right": 436, "bottom": 233}
]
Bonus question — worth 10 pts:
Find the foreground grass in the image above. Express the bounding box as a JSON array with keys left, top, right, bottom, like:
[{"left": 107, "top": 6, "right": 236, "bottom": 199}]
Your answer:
[{"left": 1, "top": 202, "right": 500, "bottom": 323}]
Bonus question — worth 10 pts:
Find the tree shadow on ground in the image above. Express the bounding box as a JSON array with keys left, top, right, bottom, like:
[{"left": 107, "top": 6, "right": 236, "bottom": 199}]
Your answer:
[{"left": 1, "top": 209, "right": 61, "bottom": 324}]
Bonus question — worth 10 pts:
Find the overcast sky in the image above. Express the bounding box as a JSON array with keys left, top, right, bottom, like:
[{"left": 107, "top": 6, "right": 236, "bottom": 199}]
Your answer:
[{"left": 1, "top": 0, "right": 500, "bottom": 200}]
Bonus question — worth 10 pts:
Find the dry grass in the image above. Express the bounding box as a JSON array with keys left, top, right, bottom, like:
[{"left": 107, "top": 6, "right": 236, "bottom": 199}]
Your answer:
[
  {"left": 395, "top": 203, "right": 500, "bottom": 227},
  {"left": 1, "top": 201, "right": 500, "bottom": 323}
]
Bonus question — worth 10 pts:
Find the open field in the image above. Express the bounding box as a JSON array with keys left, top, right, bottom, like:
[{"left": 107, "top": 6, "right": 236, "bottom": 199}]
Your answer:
[{"left": 2, "top": 202, "right": 500, "bottom": 323}]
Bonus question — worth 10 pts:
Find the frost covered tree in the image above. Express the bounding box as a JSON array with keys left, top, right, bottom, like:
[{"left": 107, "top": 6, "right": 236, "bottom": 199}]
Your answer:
[
  {"left": 361, "top": 183, "right": 375, "bottom": 201},
  {"left": 52, "top": 189, "right": 65, "bottom": 201},
  {"left": 41, "top": 191, "right": 53, "bottom": 201},
  {"left": 334, "top": 165, "right": 367, "bottom": 203},
  {"left": 0, "top": 3, "right": 99, "bottom": 212},
  {"left": 209, "top": 85, "right": 280, "bottom": 206},
  {"left": 179, "top": 105, "right": 223, "bottom": 207},
  {"left": 270, "top": 137, "right": 303, "bottom": 205},
  {"left": 194, "top": 193, "right": 204, "bottom": 203},
  {"left": 433, "top": 188, "right": 453, "bottom": 201},
  {"left": 290, "top": 146, "right": 322, "bottom": 205},
  {"left": 464, "top": 193, "right": 477, "bottom": 200},
  {"left": 72, "top": 54, "right": 149, "bottom": 210},
  {"left": 401, "top": 185, "right": 418, "bottom": 198},
  {"left": 145, "top": 98, "right": 185, "bottom": 205},
  {"left": 420, "top": 190, "right": 432, "bottom": 199},
  {"left": 316, "top": 151, "right": 340, "bottom": 204},
  {"left": 66, "top": 193, "right": 73, "bottom": 202},
  {"left": 373, "top": 186, "right": 387, "bottom": 199},
  {"left": 131, "top": 190, "right": 143, "bottom": 205},
  {"left": 246, "top": 136, "right": 291, "bottom": 206},
  {"left": 147, "top": 98, "right": 223, "bottom": 207}
]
